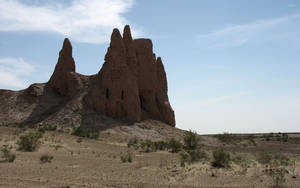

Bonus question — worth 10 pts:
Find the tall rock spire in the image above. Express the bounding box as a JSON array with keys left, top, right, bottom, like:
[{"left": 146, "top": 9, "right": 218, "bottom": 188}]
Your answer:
[
  {"left": 87, "top": 25, "right": 175, "bottom": 126},
  {"left": 123, "top": 25, "right": 133, "bottom": 49},
  {"left": 87, "top": 28, "right": 141, "bottom": 122},
  {"left": 49, "top": 38, "right": 82, "bottom": 97}
]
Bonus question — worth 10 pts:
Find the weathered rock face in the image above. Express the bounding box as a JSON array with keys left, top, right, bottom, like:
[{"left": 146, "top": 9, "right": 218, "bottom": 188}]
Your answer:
[
  {"left": 49, "top": 38, "right": 82, "bottom": 97},
  {"left": 87, "top": 29, "right": 142, "bottom": 122},
  {"left": 87, "top": 25, "right": 175, "bottom": 126}
]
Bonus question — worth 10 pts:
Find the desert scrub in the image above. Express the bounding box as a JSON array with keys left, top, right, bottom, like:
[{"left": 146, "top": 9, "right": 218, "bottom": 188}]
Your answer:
[
  {"left": 214, "top": 133, "right": 243, "bottom": 144},
  {"left": 120, "top": 151, "right": 133, "bottom": 163},
  {"left": 0, "top": 145, "right": 16, "bottom": 162},
  {"left": 17, "top": 131, "right": 43, "bottom": 152},
  {"left": 263, "top": 161, "right": 288, "bottom": 188},
  {"left": 212, "top": 148, "right": 231, "bottom": 168},
  {"left": 40, "top": 154, "right": 53, "bottom": 164},
  {"left": 138, "top": 139, "right": 169, "bottom": 153},
  {"left": 72, "top": 127, "right": 99, "bottom": 139},
  {"left": 127, "top": 137, "right": 139, "bottom": 149},
  {"left": 183, "top": 130, "right": 199, "bottom": 150},
  {"left": 257, "top": 151, "right": 289, "bottom": 166},
  {"left": 168, "top": 138, "right": 182, "bottom": 153},
  {"left": 38, "top": 125, "right": 57, "bottom": 133}
]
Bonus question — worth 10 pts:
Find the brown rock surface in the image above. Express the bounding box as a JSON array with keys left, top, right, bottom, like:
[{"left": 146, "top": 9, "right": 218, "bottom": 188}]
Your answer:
[
  {"left": 87, "top": 25, "right": 175, "bottom": 126},
  {"left": 0, "top": 25, "right": 175, "bottom": 127},
  {"left": 49, "top": 38, "right": 83, "bottom": 97}
]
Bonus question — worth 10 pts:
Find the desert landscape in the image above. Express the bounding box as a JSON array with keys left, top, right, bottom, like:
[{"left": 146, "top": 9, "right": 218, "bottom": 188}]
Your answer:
[
  {"left": 0, "top": 121, "right": 300, "bottom": 188},
  {"left": 0, "top": 25, "right": 300, "bottom": 188},
  {"left": 1, "top": 1, "right": 300, "bottom": 187}
]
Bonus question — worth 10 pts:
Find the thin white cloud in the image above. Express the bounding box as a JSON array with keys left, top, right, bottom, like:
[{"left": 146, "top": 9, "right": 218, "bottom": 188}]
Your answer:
[
  {"left": 0, "top": 0, "right": 139, "bottom": 43},
  {"left": 0, "top": 57, "right": 35, "bottom": 89},
  {"left": 196, "top": 14, "right": 300, "bottom": 48}
]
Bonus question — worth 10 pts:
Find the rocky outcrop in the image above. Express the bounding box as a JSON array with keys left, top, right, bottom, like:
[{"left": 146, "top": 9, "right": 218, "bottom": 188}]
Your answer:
[
  {"left": 87, "top": 25, "right": 175, "bottom": 126},
  {"left": 0, "top": 25, "right": 175, "bottom": 127},
  {"left": 49, "top": 38, "right": 82, "bottom": 97},
  {"left": 87, "top": 29, "right": 142, "bottom": 122}
]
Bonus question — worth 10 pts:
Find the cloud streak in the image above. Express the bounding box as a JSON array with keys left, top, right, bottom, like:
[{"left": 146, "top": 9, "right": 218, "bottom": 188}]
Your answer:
[
  {"left": 0, "top": 57, "right": 35, "bottom": 89},
  {"left": 0, "top": 0, "right": 138, "bottom": 43},
  {"left": 196, "top": 14, "right": 300, "bottom": 48}
]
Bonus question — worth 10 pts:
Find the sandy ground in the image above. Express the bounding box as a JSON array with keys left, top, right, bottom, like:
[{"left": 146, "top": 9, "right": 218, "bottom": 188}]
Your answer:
[{"left": 0, "top": 125, "right": 300, "bottom": 188}]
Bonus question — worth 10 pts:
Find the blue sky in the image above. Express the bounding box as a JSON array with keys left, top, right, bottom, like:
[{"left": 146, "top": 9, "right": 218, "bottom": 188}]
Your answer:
[{"left": 0, "top": 0, "right": 300, "bottom": 134}]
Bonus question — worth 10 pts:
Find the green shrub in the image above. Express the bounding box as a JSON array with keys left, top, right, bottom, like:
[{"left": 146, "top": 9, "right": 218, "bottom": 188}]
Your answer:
[
  {"left": 131, "top": 139, "right": 169, "bottom": 152},
  {"left": 1, "top": 146, "right": 16, "bottom": 163},
  {"left": 153, "top": 140, "right": 167, "bottom": 151},
  {"left": 120, "top": 151, "right": 133, "bottom": 163},
  {"left": 72, "top": 127, "right": 99, "bottom": 139},
  {"left": 40, "top": 154, "right": 53, "bottom": 164},
  {"left": 38, "top": 125, "right": 57, "bottom": 133},
  {"left": 139, "top": 139, "right": 154, "bottom": 152},
  {"left": 168, "top": 138, "right": 182, "bottom": 153},
  {"left": 17, "top": 132, "right": 43, "bottom": 152},
  {"left": 183, "top": 130, "right": 199, "bottom": 150},
  {"left": 212, "top": 148, "right": 231, "bottom": 168}
]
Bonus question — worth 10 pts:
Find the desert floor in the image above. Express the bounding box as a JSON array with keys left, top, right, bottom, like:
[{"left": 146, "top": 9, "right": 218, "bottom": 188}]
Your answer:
[{"left": 0, "top": 121, "right": 300, "bottom": 188}]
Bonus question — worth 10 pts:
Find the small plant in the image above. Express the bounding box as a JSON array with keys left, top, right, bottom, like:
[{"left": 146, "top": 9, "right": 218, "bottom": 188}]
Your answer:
[
  {"left": 183, "top": 130, "right": 199, "bottom": 150},
  {"left": 212, "top": 148, "right": 231, "bottom": 168},
  {"left": 1, "top": 145, "right": 16, "bottom": 163},
  {"left": 72, "top": 127, "right": 99, "bottom": 139},
  {"left": 265, "top": 165, "right": 287, "bottom": 188},
  {"left": 153, "top": 140, "right": 169, "bottom": 151},
  {"left": 281, "top": 133, "right": 288, "bottom": 142},
  {"left": 38, "top": 125, "right": 57, "bottom": 133},
  {"left": 17, "top": 131, "right": 43, "bottom": 152},
  {"left": 40, "top": 154, "right": 53, "bottom": 164},
  {"left": 168, "top": 138, "right": 182, "bottom": 153},
  {"left": 120, "top": 151, "right": 133, "bottom": 163},
  {"left": 139, "top": 139, "right": 154, "bottom": 152},
  {"left": 128, "top": 137, "right": 139, "bottom": 149}
]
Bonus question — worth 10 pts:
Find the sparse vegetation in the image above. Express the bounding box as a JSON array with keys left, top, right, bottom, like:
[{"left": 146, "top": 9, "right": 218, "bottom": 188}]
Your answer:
[
  {"left": 40, "top": 154, "right": 53, "bottom": 164},
  {"left": 17, "top": 131, "right": 43, "bottom": 152},
  {"left": 128, "top": 138, "right": 174, "bottom": 153},
  {"left": 120, "top": 151, "right": 133, "bottom": 163},
  {"left": 266, "top": 167, "right": 286, "bottom": 188},
  {"left": 128, "top": 137, "right": 139, "bottom": 148},
  {"left": 38, "top": 125, "right": 57, "bottom": 133},
  {"left": 183, "top": 130, "right": 199, "bottom": 150},
  {"left": 1, "top": 145, "right": 16, "bottom": 162},
  {"left": 215, "top": 133, "right": 243, "bottom": 144},
  {"left": 168, "top": 138, "right": 182, "bottom": 153},
  {"left": 72, "top": 127, "right": 99, "bottom": 139},
  {"left": 212, "top": 148, "right": 231, "bottom": 168},
  {"left": 257, "top": 151, "right": 289, "bottom": 166}
]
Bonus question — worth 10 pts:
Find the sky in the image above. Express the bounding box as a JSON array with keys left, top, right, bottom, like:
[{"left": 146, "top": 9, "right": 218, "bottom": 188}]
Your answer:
[{"left": 0, "top": 0, "right": 300, "bottom": 134}]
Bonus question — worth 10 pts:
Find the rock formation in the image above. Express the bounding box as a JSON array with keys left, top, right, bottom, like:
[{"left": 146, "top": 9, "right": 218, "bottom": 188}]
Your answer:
[
  {"left": 0, "top": 25, "right": 175, "bottom": 127},
  {"left": 49, "top": 38, "right": 82, "bottom": 97},
  {"left": 87, "top": 25, "right": 175, "bottom": 126}
]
